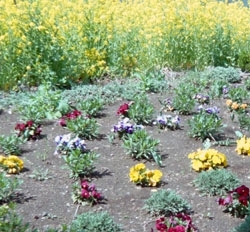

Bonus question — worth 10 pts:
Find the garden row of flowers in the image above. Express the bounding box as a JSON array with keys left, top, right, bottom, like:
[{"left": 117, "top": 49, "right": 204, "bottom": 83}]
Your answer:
[{"left": 1, "top": 66, "right": 250, "bottom": 231}]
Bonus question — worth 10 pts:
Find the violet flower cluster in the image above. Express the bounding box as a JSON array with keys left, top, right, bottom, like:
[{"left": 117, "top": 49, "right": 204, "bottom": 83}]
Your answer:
[
  {"left": 197, "top": 105, "right": 220, "bottom": 115},
  {"left": 155, "top": 115, "right": 181, "bottom": 130},
  {"left": 54, "top": 133, "right": 86, "bottom": 156},
  {"left": 112, "top": 118, "right": 143, "bottom": 138}
]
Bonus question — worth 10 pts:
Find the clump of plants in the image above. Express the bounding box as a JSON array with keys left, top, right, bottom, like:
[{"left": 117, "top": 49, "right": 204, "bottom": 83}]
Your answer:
[
  {"left": 171, "top": 81, "right": 197, "bottom": 115},
  {"left": 0, "top": 203, "right": 30, "bottom": 231},
  {"left": 0, "top": 135, "right": 24, "bottom": 156},
  {"left": 63, "top": 149, "right": 99, "bottom": 178},
  {"left": 72, "top": 179, "right": 103, "bottom": 205},
  {"left": 227, "top": 86, "right": 249, "bottom": 103},
  {"left": 58, "top": 109, "right": 82, "bottom": 127},
  {"left": 70, "top": 211, "right": 122, "bottom": 232},
  {"left": 188, "top": 148, "right": 227, "bottom": 172},
  {"left": 111, "top": 118, "right": 144, "bottom": 139},
  {"left": 235, "top": 136, "right": 250, "bottom": 156},
  {"left": 193, "top": 169, "right": 240, "bottom": 196},
  {"left": 129, "top": 163, "right": 163, "bottom": 187},
  {"left": 233, "top": 215, "right": 250, "bottom": 232},
  {"left": 0, "top": 173, "right": 22, "bottom": 203},
  {"left": 218, "top": 185, "right": 250, "bottom": 218},
  {"left": 15, "top": 120, "right": 42, "bottom": 140},
  {"left": 201, "top": 66, "right": 241, "bottom": 83},
  {"left": 0, "top": 155, "right": 24, "bottom": 174},
  {"left": 122, "top": 129, "right": 162, "bottom": 166},
  {"left": 188, "top": 106, "right": 224, "bottom": 141},
  {"left": 54, "top": 134, "right": 86, "bottom": 156},
  {"left": 65, "top": 116, "right": 99, "bottom": 140},
  {"left": 127, "top": 94, "right": 154, "bottom": 125},
  {"left": 155, "top": 214, "right": 198, "bottom": 232},
  {"left": 154, "top": 114, "right": 181, "bottom": 130},
  {"left": 77, "top": 97, "right": 104, "bottom": 117},
  {"left": 143, "top": 189, "right": 191, "bottom": 216}
]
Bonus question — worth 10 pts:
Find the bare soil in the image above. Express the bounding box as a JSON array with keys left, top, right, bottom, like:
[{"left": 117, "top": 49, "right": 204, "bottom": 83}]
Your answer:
[{"left": 0, "top": 80, "right": 250, "bottom": 232}]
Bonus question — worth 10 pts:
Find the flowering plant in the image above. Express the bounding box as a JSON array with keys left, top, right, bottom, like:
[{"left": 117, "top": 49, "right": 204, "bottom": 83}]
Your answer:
[
  {"left": 111, "top": 118, "right": 143, "bottom": 139},
  {"left": 226, "top": 99, "right": 248, "bottom": 121},
  {"left": 188, "top": 148, "right": 227, "bottom": 172},
  {"left": 15, "top": 120, "right": 42, "bottom": 140},
  {"left": 154, "top": 114, "right": 180, "bottom": 130},
  {"left": 0, "top": 155, "right": 24, "bottom": 174},
  {"left": 235, "top": 136, "right": 250, "bottom": 156},
  {"left": 129, "top": 163, "right": 162, "bottom": 187},
  {"left": 155, "top": 213, "right": 198, "bottom": 232},
  {"left": 117, "top": 103, "right": 130, "bottom": 117},
  {"left": 218, "top": 185, "right": 250, "bottom": 218},
  {"left": 193, "top": 93, "right": 210, "bottom": 105},
  {"left": 72, "top": 179, "right": 103, "bottom": 205},
  {"left": 54, "top": 134, "right": 86, "bottom": 156},
  {"left": 58, "top": 109, "right": 82, "bottom": 127}
]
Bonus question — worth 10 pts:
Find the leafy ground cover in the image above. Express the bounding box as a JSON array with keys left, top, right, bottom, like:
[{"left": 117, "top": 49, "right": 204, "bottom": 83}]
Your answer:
[{"left": 0, "top": 68, "right": 250, "bottom": 231}]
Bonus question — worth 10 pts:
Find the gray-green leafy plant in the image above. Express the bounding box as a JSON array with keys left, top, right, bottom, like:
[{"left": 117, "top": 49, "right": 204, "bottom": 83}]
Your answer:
[
  {"left": 77, "top": 97, "right": 104, "bottom": 117},
  {"left": 201, "top": 66, "right": 241, "bottom": 83},
  {"left": 69, "top": 211, "right": 122, "bottom": 232},
  {"left": 28, "top": 168, "right": 52, "bottom": 181},
  {"left": 128, "top": 94, "right": 154, "bottom": 125},
  {"left": 0, "top": 135, "right": 25, "bottom": 156},
  {"left": 227, "top": 86, "right": 249, "bottom": 103},
  {"left": 138, "top": 68, "right": 168, "bottom": 93},
  {"left": 143, "top": 189, "right": 191, "bottom": 216},
  {"left": 172, "top": 82, "right": 197, "bottom": 115},
  {"left": 0, "top": 172, "right": 22, "bottom": 203},
  {"left": 66, "top": 116, "right": 99, "bottom": 140},
  {"left": 0, "top": 203, "right": 31, "bottom": 232},
  {"left": 18, "top": 84, "right": 70, "bottom": 121},
  {"left": 122, "top": 129, "right": 162, "bottom": 166},
  {"left": 193, "top": 169, "right": 240, "bottom": 196},
  {"left": 188, "top": 110, "right": 224, "bottom": 141},
  {"left": 233, "top": 215, "right": 250, "bottom": 232},
  {"left": 63, "top": 149, "right": 99, "bottom": 178}
]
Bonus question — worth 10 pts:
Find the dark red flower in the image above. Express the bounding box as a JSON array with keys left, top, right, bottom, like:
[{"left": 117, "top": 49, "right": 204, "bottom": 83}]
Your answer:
[
  {"left": 238, "top": 195, "right": 249, "bottom": 206},
  {"left": 235, "top": 185, "right": 249, "bottom": 197},
  {"left": 58, "top": 118, "right": 67, "bottom": 127},
  {"left": 168, "top": 225, "right": 185, "bottom": 232},
  {"left": 92, "top": 190, "right": 102, "bottom": 200},
  {"left": 15, "top": 123, "right": 26, "bottom": 132},
  {"left": 26, "top": 120, "right": 34, "bottom": 127},
  {"left": 117, "top": 103, "right": 129, "bottom": 116},
  {"left": 218, "top": 194, "right": 233, "bottom": 206},
  {"left": 81, "top": 180, "right": 89, "bottom": 190},
  {"left": 155, "top": 217, "right": 167, "bottom": 231},
  {"left": 81, "top": 189, "right": 90, "bottom": 199}
]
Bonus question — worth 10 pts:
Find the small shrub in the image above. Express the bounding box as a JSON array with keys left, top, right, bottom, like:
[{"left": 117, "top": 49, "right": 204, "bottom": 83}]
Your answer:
[
  {"left": 129, "top": 163, "right": 163, "bottom": 187},
  {"left": 138, "top": 68, "right": 168, "bottom": 93},
  {"left": 201, "top": 66, "right": 241, "bottom": 83},
  {"left": 63, "top": 149, "right": 99, "bottom": 178},
  {"left": 233, "top": 215, "right": 250, "bottom": 232},
  {"left": 218, "top": 185, "right": 250, "bottom": 218},
  {"left": 0, "top": 173, "right": 22, "bottom": 203},
  {"left": 0, "top": 155, "right": 24, "bottom": 174},
  {"left": 193, "top": 169, "right": 240, "bottom": 196},
  {"left": 70, "top": 211, "right": 122, "bottom": 232},
  {"left": 143, "top": 189, "right": 191, "bottom": 216},
  {"left": 188, "top": 148, "right": 228, "bottom": 172},
  {"left": 128, "top": 94, "right": 154, "bottom": 125},
  {"left": 0, "top": 135, "right": 25, "bottom": 156},
  {"left": 172, "top": 82, "right": 197, "bottom": 115},
  {"left": 77, "top": 97, "right": 104, "bottom": 117},
  {"left": 188, "top": 108, "right": 224, "bottom": 141},
  {"left": 66, "top": 116, "right": 99, "bottom": 140},
  {"left": 0, "top": 203, "right": 30, "bottom": 232},
  {"left": 122, "top": 129, "right": 162, "bottom": 166}
]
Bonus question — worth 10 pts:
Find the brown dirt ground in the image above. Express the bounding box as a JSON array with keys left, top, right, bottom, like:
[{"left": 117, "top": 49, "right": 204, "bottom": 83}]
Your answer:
[{"left": 0, "top": 80, "right": 250, "bottom": 232}]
